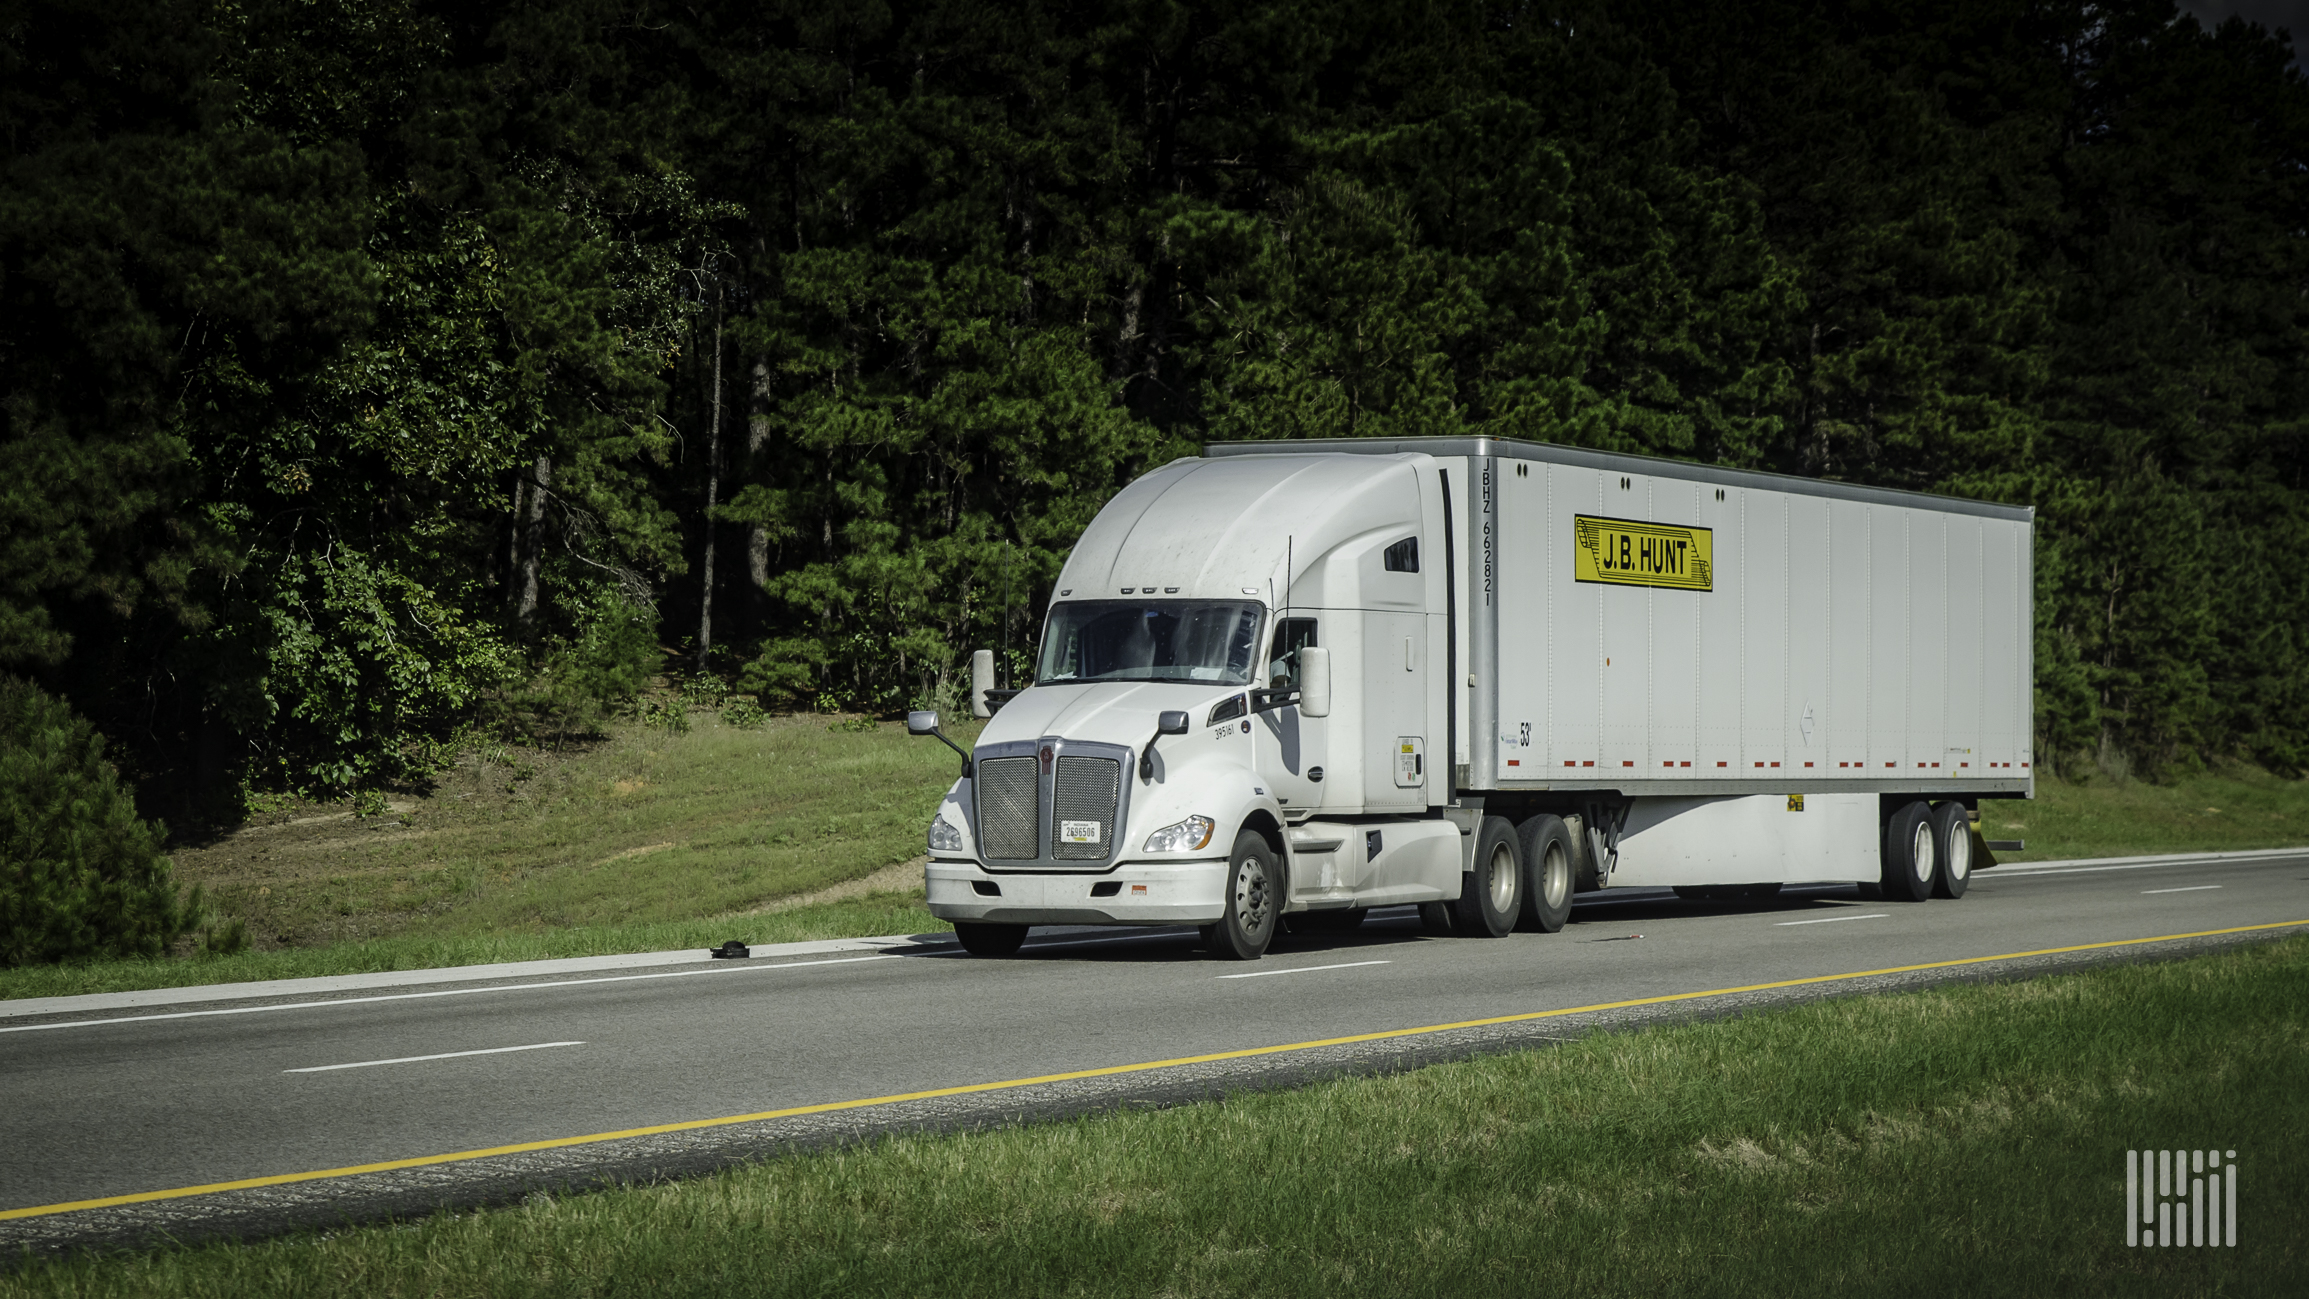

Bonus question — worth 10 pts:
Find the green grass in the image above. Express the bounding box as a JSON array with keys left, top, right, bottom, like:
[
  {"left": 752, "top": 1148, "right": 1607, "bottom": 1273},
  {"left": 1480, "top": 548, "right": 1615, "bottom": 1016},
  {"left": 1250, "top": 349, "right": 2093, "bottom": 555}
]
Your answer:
[
  {"left": 0, "top": 712, "right": 970, "bottom": 1001},
  {"left": 10, "top": 935, "right": 2302, "bottom": 1296},
  {"left": 1980, "top": 765, "right": 2309, "bottom": 862},
  {"left": 0, "top": 894, "right": 946, "bottom": 1002}
]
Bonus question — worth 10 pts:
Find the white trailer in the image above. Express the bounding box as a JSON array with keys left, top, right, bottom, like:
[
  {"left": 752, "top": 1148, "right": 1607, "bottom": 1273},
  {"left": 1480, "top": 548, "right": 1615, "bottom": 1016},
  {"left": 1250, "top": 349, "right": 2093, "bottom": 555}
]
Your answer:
[{"left": 912, "top": 436, "right": 2033, "bottom": 959}]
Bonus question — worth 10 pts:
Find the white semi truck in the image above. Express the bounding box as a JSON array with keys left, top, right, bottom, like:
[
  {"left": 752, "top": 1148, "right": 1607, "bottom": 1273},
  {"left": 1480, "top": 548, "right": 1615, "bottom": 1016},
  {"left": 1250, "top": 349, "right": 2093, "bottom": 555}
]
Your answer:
[{"left": 910, "top": 436, "right": 2033, "bottom": 959}]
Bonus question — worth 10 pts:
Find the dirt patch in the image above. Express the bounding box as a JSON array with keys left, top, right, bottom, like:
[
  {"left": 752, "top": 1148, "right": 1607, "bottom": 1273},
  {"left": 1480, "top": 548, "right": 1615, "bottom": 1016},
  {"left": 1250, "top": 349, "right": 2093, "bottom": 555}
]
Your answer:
[{"left": 733, "top": 857, "right": 927, "bottom": 916}]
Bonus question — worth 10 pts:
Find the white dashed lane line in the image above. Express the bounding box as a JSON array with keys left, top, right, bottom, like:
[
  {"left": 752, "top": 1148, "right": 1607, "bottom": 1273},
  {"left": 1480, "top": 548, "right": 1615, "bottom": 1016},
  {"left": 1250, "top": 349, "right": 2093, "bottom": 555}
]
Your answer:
[
  {"left": 1216, "top": 960, "right": 1392, "bottom": 980},
  {"left": 2142, "top": 885, "right": 2223, "bottom": 895},
  {"left": 284, "top": 1041, "right": 584, "bottom": 1074},
  {"left": 1775, "top": 913, "right": 1890, "bottom": 926}
]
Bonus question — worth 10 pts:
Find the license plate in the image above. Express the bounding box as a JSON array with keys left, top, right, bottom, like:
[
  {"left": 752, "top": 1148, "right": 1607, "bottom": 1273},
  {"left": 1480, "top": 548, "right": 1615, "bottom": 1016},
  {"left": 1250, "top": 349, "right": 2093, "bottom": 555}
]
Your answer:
[{"left": 1060, "top": 820, "right": 1102, "bottom": 844}]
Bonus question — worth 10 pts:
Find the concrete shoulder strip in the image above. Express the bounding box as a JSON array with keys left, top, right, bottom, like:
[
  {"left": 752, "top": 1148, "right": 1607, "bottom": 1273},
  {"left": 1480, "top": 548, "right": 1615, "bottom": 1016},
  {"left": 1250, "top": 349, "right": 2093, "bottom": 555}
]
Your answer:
[{"left": 0, "top": 933, "right": 954, "bottom": 1021}]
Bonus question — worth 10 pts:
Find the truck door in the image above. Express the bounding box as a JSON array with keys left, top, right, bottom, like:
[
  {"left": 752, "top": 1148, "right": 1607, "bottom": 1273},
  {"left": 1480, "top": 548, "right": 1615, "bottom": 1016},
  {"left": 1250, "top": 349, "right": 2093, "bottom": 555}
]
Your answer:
[{"left": 1256, "top": 616, "right": 1326, "bottom": 813}]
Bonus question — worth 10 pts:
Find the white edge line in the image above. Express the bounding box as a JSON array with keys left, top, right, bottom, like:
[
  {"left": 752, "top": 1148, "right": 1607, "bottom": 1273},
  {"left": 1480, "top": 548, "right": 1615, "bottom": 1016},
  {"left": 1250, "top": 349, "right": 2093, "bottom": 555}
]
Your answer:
[
  {"left": 1217, "top": 960, "right": 1391, "bottom": 980},
  {"left": 1992, "top": 862, "right": 2215, "bottom": 878},
  {"left": 2141, "top": 885, "right": 2223, "bottom": 895},
  {"left": 1775, "top": 914, "right": 1890, "bottom": 927},
  {"left": 0, "top": 955, "right": 904, "bottom": 1036},
  {"left": 1991, "top": 851, "right": 2307, "bottom": 878},
  {"left": 285, "top": 1041, "right": 585, "bottom": 1074}
]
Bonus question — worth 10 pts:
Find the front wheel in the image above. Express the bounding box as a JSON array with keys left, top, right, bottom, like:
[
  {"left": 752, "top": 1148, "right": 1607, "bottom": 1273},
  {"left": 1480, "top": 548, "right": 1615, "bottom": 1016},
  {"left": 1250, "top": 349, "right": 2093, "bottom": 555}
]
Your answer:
[
  {"left": 1208, "top": 830, "right": 1281, "bottom": 960},
  {"left": 953, "top": 922, "right": 1028, "bottom": 957}
]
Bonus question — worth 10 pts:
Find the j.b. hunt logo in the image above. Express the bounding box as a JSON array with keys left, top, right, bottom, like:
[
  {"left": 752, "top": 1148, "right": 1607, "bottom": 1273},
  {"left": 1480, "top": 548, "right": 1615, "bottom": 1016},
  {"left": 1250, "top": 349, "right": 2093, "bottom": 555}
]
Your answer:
[{"left": 2128, "top": 1149, "right": 2236, "bottom": 1248}]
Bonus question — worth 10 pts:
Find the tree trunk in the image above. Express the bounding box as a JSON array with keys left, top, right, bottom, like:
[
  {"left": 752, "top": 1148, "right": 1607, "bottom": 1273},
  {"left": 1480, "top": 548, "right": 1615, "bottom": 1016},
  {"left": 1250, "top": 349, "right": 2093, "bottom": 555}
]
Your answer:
[
  {"left": 697, "top": 286, "right": 725, "bottom": 672},
  {"left": 515, "top": 454, "right": 551, "bottom": 633},
  {"left": 748, "top": 355, "right": 774, "bottom": 606}
]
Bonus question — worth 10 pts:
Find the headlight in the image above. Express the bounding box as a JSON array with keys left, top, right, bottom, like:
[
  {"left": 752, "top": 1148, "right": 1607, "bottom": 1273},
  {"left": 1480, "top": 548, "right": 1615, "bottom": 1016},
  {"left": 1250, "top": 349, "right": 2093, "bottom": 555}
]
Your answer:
[
  {"left": 1143, "top": 815, "right": 1216, "bottom": 853},
  {"left": 928, "top": 816, "right": 965, "bottom": 852}
]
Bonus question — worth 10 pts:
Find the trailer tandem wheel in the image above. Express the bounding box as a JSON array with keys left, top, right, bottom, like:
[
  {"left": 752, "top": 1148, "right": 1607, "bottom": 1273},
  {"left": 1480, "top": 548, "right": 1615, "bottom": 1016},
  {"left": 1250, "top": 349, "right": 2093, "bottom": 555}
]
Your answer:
[
  {"left": 1929, "top": 801, "right": 1972, "bottom": 899},
  {"left": 1881, "top": 801, "right": 1937, "bottom": 903}
]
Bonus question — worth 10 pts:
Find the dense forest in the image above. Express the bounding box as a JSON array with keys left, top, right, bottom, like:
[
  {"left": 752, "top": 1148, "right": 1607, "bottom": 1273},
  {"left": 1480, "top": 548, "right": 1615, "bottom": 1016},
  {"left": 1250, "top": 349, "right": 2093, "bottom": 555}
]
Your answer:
[{"left": 5, "top": 0, "right": 2306, "bottom": 821}]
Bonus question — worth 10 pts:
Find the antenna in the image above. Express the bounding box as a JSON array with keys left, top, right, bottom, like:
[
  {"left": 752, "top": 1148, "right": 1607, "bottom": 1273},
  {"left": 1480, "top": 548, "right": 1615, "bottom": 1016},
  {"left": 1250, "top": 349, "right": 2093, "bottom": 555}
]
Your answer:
[{"left": 1002, "top": 541, "right": 1012, "bottom": 689}]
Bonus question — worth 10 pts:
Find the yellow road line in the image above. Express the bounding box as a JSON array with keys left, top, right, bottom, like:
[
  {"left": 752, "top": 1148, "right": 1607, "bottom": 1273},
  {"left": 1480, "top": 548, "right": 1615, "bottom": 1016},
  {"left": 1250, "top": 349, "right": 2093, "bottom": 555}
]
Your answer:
[{"left": 7, "top": 918, "right": 2305, "bottom": 1223}]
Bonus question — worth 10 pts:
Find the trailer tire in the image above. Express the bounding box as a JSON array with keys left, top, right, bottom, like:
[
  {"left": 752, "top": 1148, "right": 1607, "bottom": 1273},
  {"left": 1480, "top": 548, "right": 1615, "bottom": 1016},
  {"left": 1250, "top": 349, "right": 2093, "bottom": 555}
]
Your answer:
[
  {"left": 953, "top": 922, "right": 1028, "bottom": 957},
  {"left": 1208, "top": 830, "right": 1281, "bottom": 960},
  {"left": 1516, "top": 815, "right": 1576, "bottom": 932},
  {"left": 1930, "top": 802, "right": 1972, "bottom": 899},
  {"left": 1452, "top": 816, "right": 1522, "bottom": 938},
  {"left": 1881, "top": 801, "right": 1937, "bottom": 903}
]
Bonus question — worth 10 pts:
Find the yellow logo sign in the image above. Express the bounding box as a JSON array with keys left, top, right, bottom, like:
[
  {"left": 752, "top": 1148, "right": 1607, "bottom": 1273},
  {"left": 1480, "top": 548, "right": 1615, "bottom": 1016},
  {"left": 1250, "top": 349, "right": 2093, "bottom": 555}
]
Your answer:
[{"left": 1573, "top": 515, "right": 1713, "bottom": 591}]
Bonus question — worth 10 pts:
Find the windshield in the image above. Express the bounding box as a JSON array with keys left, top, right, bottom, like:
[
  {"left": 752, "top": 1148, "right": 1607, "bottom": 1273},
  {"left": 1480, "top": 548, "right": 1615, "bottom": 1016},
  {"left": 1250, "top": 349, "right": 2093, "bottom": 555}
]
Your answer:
[{"left": 1036, "top": 600, "right": 1266, "bottom": 686}]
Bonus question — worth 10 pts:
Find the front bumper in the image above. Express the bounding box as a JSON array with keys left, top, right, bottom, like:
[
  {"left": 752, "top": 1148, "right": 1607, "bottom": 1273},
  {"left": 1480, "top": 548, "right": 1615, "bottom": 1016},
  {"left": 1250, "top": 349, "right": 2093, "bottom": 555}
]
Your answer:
[{"left": 926, "top": 857, "right": 1229, "bottom": 926}]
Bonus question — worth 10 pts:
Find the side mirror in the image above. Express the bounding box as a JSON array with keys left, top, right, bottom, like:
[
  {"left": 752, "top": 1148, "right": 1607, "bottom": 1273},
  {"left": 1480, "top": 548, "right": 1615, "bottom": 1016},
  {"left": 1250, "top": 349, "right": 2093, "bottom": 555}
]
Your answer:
[
  {"left": 970, "top": 650, "right": 994, "bottom": 720},
  {"left": 1299, "top": 647, "right": 1331, "bottom": 718}
]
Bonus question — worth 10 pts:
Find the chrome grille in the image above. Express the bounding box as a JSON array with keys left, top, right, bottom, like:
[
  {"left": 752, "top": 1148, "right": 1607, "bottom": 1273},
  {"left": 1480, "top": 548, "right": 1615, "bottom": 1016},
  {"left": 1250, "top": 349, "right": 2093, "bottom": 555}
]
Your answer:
[
  {"left": 976, "top": 756, "right": 1040, "bottom": 860},
  {"left": 1051, "top": 756, "right": 1121, "bottom": 860}
]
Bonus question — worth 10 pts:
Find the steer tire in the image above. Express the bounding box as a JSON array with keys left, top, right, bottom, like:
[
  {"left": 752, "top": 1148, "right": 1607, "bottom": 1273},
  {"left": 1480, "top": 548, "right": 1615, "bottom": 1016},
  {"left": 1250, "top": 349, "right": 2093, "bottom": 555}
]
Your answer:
[
  {"left": 953, "top": 922, "right": 1028, "bottom": 957},
  {"left": 1452, "top": 816, "right": 1522, "bottom": 938},
  {"left": 1930, "top": 802, "right": 1973, "bottom": 899},
  {"left": 1516, "top": 815, "right": 1576, "bottom": 933},
  {"left": 1880, "top": 801, "right": 1937, "bottom": 903},
  {"left": 1208, "top": 830, "right": 1281, "bottom": 960}
]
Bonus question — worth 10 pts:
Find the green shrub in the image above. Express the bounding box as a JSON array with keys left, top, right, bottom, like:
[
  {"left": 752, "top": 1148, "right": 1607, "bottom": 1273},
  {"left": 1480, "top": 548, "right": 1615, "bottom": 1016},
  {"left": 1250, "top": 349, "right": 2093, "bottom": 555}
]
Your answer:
[
  {"left": 640, "top": 697, "right": 691, "bottom": 734},
  {"left": 827, "top": 714, "right": 877, "bottom": 733},
  {"left": 720, "top": 697, "right": 767, "bottom": 729},
  {"left": 1, "top": 677, "right": 190, "bottom": 966}
]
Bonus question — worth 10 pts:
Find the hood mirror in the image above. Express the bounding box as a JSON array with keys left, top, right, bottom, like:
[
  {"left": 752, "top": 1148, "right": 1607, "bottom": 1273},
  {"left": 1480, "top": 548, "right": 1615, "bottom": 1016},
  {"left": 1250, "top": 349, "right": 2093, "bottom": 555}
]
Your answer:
[
  {"left": 1140, "top": 710, "right": 1191, "bottom": 781},
  {"left": 906, "top": 710, "right": 972, "bottom": 777}
]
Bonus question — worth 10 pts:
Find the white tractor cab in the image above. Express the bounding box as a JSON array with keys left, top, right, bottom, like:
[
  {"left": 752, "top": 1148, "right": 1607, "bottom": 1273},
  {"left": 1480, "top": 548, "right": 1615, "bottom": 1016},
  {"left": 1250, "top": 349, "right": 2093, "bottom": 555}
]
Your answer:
[{"left": 911, "top": 438, "right": 2033, "bottom": 959}]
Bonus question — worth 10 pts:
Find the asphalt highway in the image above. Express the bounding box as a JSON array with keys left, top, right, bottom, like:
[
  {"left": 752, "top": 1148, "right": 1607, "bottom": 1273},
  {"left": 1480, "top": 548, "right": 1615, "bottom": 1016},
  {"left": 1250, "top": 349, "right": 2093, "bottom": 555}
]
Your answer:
[{"left": 4, "top": 848, "right": 2305, "bottom": 1255}]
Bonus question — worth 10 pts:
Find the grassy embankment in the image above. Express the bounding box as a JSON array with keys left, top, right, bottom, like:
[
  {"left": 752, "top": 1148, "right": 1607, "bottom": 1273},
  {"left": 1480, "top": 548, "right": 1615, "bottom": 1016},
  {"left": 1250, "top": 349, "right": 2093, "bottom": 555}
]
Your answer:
[
  {"left": 0, "top": 713, "right": 978, "bottom": 1001},
  {"left": 9, "top": 932, "right": 2303, "bottom": 1295},
  {"left": 1977, "top": 763, "right": 2309, "bottom": 863},
  {"left": 5, "top": 716, "right": 2303, "bottom": 1004}
]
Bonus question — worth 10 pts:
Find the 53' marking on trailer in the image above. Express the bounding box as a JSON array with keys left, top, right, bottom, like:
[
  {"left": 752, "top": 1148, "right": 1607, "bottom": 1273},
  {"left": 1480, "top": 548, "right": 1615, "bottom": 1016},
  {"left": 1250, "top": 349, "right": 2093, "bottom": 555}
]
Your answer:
[{"left": 1574, "top": 515, "right": 1713, "bottom": 591}]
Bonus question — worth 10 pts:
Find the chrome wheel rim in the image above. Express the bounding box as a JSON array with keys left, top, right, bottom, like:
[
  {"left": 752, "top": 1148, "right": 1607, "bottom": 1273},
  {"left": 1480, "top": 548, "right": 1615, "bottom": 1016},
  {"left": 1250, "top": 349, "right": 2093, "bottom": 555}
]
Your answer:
[
  {"left": 1488, "top": 842, "right": 1517, "bottom": 913},
  {"left": 1235, "top": 856, "right": 1271, "bottom": 934},
  {"left": 1911, "top": 821, "right": 1936, "bottom": 887},
  {"left": 1543, "top": 843, "right": 1570, "bottom": 909}
]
